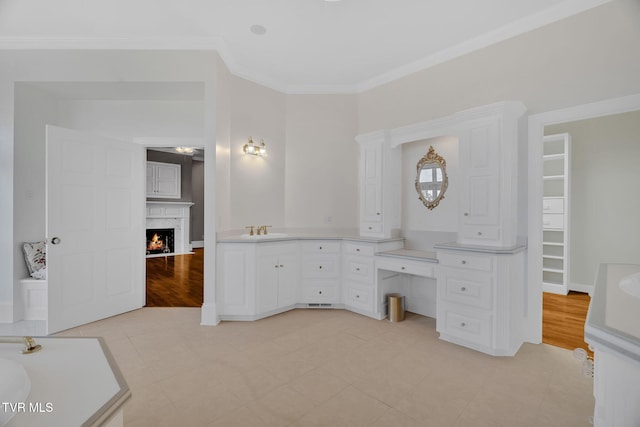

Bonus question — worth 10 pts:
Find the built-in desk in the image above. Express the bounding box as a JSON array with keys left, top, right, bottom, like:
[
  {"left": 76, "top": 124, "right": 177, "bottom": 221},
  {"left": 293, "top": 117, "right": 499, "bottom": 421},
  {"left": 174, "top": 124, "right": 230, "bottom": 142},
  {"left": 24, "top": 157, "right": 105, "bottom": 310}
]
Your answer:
[{"left": 375, "top": 249, "right": 438, "bottom": 319}]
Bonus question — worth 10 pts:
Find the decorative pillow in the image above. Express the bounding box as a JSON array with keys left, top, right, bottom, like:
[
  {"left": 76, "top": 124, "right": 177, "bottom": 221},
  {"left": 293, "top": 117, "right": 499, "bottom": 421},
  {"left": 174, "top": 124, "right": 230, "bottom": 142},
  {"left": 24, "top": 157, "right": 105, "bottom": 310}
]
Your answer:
[{"left": 22, "top": 242, "right": 47, "bottom": 275}]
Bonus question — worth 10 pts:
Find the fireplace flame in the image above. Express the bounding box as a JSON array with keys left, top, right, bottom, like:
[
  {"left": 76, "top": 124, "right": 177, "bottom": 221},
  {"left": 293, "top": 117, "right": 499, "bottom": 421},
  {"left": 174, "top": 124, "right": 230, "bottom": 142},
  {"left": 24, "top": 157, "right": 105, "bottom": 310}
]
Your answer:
[{"left": 147, "top": 233, "right": 164, "bottom": 251}]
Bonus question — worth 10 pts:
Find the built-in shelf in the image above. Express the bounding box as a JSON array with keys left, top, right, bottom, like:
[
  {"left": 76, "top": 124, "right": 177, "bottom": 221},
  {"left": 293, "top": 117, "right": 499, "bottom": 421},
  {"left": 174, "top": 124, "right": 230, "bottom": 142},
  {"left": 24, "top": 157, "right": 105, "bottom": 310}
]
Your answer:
[{"left": 542, "top": 133, "right": 571, "bottom": 294}]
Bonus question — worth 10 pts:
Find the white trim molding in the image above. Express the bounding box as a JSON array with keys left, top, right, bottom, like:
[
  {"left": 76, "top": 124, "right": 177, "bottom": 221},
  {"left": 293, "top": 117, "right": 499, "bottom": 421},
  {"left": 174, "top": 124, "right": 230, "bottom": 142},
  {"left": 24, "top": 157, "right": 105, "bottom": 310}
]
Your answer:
[{"left": 526, "top": 92, "right": 640, "bottom": 344}]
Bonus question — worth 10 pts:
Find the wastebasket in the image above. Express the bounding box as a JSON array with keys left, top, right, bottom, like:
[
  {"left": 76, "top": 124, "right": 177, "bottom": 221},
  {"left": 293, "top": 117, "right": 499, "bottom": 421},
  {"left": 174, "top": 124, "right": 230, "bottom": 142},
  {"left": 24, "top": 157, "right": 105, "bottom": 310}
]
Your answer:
[{"left": 388, "top": 293, "right": 405, "bottom": 322}]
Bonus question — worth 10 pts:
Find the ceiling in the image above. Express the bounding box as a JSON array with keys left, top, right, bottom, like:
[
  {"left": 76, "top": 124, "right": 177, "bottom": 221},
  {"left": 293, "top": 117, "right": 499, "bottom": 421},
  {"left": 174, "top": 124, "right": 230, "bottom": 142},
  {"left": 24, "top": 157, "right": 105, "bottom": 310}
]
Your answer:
[{"left": 0, "top": 0, "right": 610, "bottom": 94}]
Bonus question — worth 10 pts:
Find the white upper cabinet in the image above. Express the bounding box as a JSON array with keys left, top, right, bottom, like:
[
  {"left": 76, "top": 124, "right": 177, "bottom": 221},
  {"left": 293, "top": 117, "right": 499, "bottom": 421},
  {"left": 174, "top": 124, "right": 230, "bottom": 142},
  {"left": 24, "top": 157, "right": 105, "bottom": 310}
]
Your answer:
[
  {"left": 146, "top": 161, "right": 181, "bottom": 199},
  {"left": 356, "top": 132, "right": 401, "bottom": 238}
]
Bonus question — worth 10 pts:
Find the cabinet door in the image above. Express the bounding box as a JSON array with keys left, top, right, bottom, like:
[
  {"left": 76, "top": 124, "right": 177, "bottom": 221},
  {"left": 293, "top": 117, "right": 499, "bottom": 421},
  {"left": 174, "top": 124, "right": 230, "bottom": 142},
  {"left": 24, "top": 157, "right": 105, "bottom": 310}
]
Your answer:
[
  {"left": 256, "top": 255, "right": 279, "bottom": 313},
  {"left": 361, "top": 142, "right": 383, "bottom": 225},
  {"left": 218, "top": 244, "right": 255, "bottom": 315},
  {"left": 277, "top": 253, "right": 299, "bottom": 308},
  {"left": 146, "top": 163, "right": 156, "bottom": 196},
  {"left": 155, "top": 163, "right": 181, "bottom": 198},
  {"left": 459, "top": 119, "right": 501, "bottom": 241}
]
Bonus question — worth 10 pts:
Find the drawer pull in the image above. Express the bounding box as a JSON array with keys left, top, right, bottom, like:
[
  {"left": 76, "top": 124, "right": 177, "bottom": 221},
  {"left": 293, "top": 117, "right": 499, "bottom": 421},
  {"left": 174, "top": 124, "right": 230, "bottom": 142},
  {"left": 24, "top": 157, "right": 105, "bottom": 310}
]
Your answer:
[
  {"left": 356, "top": 248, "right": 360, "bottom": 252},
  {"left": 460, "top": 322, "right": 466, "bottom": 327},
  {"left": 464, "top": 212, "right": 469, "bottom": 217},
  {"left": 319, "top": 246, "right": 323, "bottom": 250},
  {"left": 274, "top": 264, "right": 279, "bottom": 268},
  {"left": 319, "top": 266, "right": 323, "bottom": 269},
  {"left": 356, "top": 268, "right": 360, "bottom": 271},
  {"left": 477, "top": 232, "right": 482, "bottom": 236},
  {"left": 319, "top": 290, "right": 323, "bottom": 295},
  {"left": 461, "top": 260, "right": 467, "bottom": 265},
  {"left": 377, "top": 212, "right": 380, "bottom": 216},
  {"left": 461, "top": 287, "right": 467, "bottom": 292},
  {"left": 356, "top": 295, "right": 360, "bottom": 299},
  {"left": 280, "top": 264, "right": 284, "bottom": 268},
  {"left": 401, "top": 266, "right": 405, "bottom": 270},
  {"left": 368, "top": 226, "right": 373, "bottom": 230}
]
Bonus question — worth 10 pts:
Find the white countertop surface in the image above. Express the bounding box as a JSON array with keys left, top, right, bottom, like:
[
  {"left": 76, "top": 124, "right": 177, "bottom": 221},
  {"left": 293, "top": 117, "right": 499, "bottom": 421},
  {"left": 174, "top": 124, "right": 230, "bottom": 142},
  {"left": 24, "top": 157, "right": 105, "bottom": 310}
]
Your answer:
[
  {"left": 1, "top": 337, "right": 130, "bottom": 427},
  {"left": 585, "top": 263, "right": 640, "bottom": 362},
  {"left": 376, "top": 249, "right": 438, "bottom": 262}
]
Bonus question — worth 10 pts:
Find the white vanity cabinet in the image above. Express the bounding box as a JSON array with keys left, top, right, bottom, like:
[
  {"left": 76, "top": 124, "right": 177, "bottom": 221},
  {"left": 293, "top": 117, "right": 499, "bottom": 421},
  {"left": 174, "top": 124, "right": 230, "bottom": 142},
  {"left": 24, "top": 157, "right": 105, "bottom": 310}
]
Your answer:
[
  {"left": 436, "top": 246, "right": 525, "bottom": 356},
  {"left": 217, "top": 242, "right": 257, "bottom": 317},
  {"left": 300, "top": 240, "right": 341, "bottom": 305},
  {"left": 457, "top": 103, "right": 526, "bottom": 247},
  {"left": 256, "top": 242, "right": 300, "bottom": 314},
  {"left": 342, "top": 239, "right": 403, "bottom": 318},
  {"left": 356, "top": 133, "right": 401, "bottom": 238},
  {"left": 146, "top": 161, "right": 181, "bottom": 199}
]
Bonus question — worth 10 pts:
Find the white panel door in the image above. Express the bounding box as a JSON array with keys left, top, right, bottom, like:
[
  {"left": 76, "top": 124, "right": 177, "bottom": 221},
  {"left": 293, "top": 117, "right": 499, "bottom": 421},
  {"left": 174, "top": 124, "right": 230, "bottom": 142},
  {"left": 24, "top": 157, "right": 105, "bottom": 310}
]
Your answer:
[{"left": 46, "top": 125, "right": 145, "bottom": 333}]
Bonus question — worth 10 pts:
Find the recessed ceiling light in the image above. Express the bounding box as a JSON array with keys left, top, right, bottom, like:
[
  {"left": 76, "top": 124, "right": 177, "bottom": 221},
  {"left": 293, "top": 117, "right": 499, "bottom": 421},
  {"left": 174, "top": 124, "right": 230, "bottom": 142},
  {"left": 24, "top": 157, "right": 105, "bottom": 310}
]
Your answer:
[{"left": 250, "top": 24, "right": 267, "bottom": 35}]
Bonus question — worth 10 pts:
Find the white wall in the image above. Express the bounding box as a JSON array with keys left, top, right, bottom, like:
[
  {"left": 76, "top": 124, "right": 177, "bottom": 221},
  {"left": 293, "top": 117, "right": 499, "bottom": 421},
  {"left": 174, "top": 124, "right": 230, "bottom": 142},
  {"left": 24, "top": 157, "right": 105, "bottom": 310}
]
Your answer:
[
  {"left": 357, "top": 0, "right": 640, "bottom": 134},
  {"left": 545, "top": 110, "right": 640, "bottom": 288},
  {"left": 57, "top": 100, "right": 204, "bottom": 139},
  {"left": 1, "top": 50, "right": 218, "bottom": 322},
  {"left": 284, "top": 94, "right": 358, "bottom": 230},
  {"left": 11, "top": 84, "right": 60, "bottom": 320}
]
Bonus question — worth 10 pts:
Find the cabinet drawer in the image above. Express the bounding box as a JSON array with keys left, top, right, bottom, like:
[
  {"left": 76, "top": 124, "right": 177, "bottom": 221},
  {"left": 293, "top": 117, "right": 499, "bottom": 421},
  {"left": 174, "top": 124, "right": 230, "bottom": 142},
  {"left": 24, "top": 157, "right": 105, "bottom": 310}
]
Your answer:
[
  {"left": 301, "top": 241, "right": 341, "bottom": 254},
  {"left": 375, "top": 257, "right": 435, "bottom": 278},
  {"left": 439, "top": 268, "right": 493, "bottom": 310},
  {"left": 438, "top": 304, "right": 492, "bottom": 348},
  {"left": 302, "top": 255, "right": 340, "bottom": 278},
  {"left": 542, "top": 198, "right": 564, "bottom": 214},
  {"left": 343, "top": 283, "right": 374, "bottom": 312},
  {"left": 344, "top": 256, "right": 374, "bottom": 283},
  {"left": 301, "top": 282, "right": 339, "bottom": 303},
  {"left": 361, "top": 222, "right": 383, "bottom": 234},
  {"left": 438, "top": 252, "right": 493, "bottom": 272},
  {"left": 542, "top": 214, "right": 564, "bottom": 230},
  {"left": 343, "top": 242, "right": 375, "bottom": 257},
  {"left": 460, "top": 226, "right": 500, "bottom": 242}
]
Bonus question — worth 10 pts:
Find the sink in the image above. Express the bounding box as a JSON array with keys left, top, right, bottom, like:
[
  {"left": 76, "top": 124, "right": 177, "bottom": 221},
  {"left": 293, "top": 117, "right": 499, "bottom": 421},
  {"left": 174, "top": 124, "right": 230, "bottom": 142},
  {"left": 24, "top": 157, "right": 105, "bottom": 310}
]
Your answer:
[
  {"left": 241, "top": 232, "right": 289, "bottom": 240},
  {"left": 0, "top": 358, "right": 31, "bottom": 426},
  {"left": 619, "top": 272, "right": 640, "bottom": 299}
]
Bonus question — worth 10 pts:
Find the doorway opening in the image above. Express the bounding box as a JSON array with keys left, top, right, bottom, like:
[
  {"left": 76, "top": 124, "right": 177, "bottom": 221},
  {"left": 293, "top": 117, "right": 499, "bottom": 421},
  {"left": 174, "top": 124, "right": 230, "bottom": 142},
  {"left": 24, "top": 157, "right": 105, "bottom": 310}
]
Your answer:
[{"left": 145, "top": 147, "right": 205, "bottom": 307}]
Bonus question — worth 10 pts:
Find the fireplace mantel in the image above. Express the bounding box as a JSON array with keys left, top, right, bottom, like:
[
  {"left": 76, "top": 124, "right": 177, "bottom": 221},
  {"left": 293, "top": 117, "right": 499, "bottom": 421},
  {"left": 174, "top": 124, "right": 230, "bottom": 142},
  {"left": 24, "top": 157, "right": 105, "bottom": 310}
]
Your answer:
[{"left": 146, "top": 201, "right": 194, "bottom": 257}]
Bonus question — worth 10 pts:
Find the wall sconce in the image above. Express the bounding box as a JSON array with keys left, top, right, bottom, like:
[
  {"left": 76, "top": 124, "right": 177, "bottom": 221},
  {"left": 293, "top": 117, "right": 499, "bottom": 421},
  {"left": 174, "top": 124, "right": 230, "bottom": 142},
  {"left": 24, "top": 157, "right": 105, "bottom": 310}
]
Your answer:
[{"left": 243, "top": 137, "right": 267, "bottom": 156}]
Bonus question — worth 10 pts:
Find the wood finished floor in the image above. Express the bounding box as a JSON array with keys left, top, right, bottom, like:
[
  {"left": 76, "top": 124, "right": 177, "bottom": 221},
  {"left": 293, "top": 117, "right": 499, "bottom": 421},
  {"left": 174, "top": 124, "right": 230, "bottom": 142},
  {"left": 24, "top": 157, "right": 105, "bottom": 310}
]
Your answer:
[
  {"left": 145, "top": 248, "right": 203, "bottom": 307},
  {"left": 543, "top": 291, "right": 592, "bottom": 357},
  {"left": 145, "top": 250, "right": 591, "bottom": 356}
]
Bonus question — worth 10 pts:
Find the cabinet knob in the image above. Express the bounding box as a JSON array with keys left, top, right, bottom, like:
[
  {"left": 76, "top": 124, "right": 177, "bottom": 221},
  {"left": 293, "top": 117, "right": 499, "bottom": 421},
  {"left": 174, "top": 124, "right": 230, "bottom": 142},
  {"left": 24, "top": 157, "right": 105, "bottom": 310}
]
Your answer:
[
  {"left": 460, "top": 322, "right": 466, "bottom": 327},
  {"left": 280, "top": 264, "right": 284, "bottom": 268},
  {"left": 274, "top": 264, "right": 279, "bottom": 268},
  {"left": 464, "top": 212, "right": 469, "bottom": 216},
  {"left": 319, "top": 266, "right": 323, "bottom": 269},
  {"left": 319, "top": 246, "right": 323, "bottom": 250},
  {"left": 461, "top": 287, "right": 467, "bottom": 292},
  {"left": 377, "top": 212, "right": 380, "bottom": 216},
  {"left": 461, "top": 260, "right": 467, "bottom": 265},
  {"left": 356, "top": 268, "right": 360, "bottom": 271},
  {"left": 401, "top": 266, "right": 405, "bottom": 270},
  {"left": 356, "top": 248, "right": 360, "bottom": 252},
  {"left": 356, "top": 295, "right": 360, "bottom": 299},
  {"left": 477, "top": 231, "right": 482, "bottom": 236},
  {"left": 368, "top": 226, "right": 372, "bottom": 230},
  {"left": 319, "top": 291, "right": 323, "bottom": 295}
]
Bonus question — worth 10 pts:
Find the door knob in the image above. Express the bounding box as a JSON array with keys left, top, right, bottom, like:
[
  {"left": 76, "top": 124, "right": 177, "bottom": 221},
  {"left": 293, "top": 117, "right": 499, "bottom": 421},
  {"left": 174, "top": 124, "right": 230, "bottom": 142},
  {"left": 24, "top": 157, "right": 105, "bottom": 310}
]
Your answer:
[{"left": 50, "top": 237, "right": 62, "bottom": 245}]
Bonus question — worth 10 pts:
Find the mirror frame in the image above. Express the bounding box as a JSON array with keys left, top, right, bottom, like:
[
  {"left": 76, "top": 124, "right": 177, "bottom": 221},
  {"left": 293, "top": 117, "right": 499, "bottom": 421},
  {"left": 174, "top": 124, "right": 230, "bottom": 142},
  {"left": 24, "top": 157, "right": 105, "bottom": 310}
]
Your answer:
[{"left": 415, "top": 145, "right": 448, "bottom": 210}]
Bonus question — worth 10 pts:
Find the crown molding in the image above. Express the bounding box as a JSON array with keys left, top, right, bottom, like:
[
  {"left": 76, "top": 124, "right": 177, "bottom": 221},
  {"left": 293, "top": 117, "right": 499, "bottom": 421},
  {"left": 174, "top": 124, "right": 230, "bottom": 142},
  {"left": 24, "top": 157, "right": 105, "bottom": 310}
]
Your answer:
[
  {"left": 0, "top": 0, "right": 612, "bottom": 95},
  {"left": 356, "top": 0, "right": 612, "bottom": 93}
]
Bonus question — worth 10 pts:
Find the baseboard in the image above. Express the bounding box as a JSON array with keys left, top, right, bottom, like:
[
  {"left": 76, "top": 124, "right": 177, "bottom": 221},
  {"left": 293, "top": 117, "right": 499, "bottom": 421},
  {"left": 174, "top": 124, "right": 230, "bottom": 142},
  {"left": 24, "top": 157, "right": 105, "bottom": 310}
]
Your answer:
[
  {"left": 543, "top": 282, "right": 568, "bottom": 295},
  {"left": 569, "top": 282, "right": 595, "bottom": 296},
  {"left": 0, "top": 301, "right": 13, "bottom": 323},
  {"left": 192, "top": 240, "right": 204, "bottom": 249},
  {"left": 200, "top": 303, "right": 219, "bottom": 325}
]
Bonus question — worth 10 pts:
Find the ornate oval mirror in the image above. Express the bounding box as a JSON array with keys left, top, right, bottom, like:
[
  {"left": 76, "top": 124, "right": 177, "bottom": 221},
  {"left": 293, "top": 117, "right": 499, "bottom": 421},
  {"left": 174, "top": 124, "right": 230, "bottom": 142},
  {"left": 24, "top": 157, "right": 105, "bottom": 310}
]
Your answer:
[{"left": 415, "top": 146, "right": 448, "bottom": 210}]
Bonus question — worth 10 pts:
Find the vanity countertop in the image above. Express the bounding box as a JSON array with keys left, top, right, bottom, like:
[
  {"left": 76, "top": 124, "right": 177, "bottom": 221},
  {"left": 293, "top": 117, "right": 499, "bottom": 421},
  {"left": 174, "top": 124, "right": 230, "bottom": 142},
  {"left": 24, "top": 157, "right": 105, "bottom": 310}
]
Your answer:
[
  {"left": 434, "top": 241, "right": 527, "bottom": 255},
  {"left": 585, "top": 263, "right": 640, "bottom": 362},
  {"left": 376, "top": 248, "right": 438, "bottom": 262},
  {"left": 217, "top": 231, "right": 404, "bottom": 245}
]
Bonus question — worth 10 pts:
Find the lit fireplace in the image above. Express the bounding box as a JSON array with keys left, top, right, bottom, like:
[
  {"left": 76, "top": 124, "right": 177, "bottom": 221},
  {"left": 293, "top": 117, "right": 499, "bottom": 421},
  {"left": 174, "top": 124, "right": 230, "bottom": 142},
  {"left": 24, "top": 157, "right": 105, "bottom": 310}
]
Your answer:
[{"left": 146, "top": 228, "right": 175, "bottom": 255}]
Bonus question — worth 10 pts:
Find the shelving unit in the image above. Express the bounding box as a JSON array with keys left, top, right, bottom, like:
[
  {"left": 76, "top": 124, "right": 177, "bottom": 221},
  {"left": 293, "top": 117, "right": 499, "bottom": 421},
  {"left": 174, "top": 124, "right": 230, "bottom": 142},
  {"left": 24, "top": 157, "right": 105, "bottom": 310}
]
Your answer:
[{"left": 542, "top": 133, "right": 571, "bottom": 294}]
